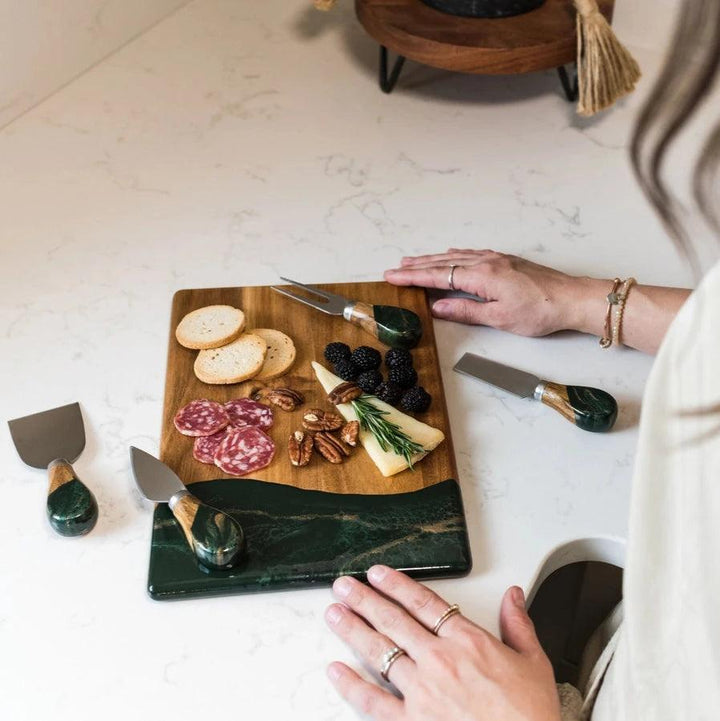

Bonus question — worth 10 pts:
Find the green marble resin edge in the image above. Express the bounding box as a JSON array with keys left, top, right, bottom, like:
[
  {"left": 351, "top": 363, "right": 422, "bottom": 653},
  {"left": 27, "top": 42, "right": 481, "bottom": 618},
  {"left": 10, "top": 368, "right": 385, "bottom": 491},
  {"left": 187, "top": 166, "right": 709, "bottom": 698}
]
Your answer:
[{"left": 148, "top": 478, "right": 471, "bottom": 600}]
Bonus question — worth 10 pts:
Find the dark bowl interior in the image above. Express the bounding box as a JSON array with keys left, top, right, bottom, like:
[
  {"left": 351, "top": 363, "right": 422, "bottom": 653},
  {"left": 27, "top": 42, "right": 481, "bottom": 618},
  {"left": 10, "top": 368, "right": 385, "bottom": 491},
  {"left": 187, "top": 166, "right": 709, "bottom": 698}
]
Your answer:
[{"left": 419, "top": 0, "right": 546, "bottom": 18}]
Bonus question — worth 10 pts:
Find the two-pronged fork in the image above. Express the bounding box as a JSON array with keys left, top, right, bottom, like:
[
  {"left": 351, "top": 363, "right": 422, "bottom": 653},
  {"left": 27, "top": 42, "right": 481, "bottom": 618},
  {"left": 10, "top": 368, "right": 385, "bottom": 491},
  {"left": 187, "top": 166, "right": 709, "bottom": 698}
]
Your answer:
[{"left": 270, "top": 277, "right": 423, "bottom": 349}]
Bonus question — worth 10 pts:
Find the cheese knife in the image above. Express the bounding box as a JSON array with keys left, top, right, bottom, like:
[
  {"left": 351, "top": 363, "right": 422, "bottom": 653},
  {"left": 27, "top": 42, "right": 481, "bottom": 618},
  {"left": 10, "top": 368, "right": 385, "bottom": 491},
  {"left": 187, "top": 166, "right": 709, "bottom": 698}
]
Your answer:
[
  {"left": 130, "top": 447, "right": 246, "bottom": 570},
  {"left": 271, "top": 277, "right": 423, "bottom": 349},
  {"left": 453, "top": 352, "right": 618, "bottom": 432},
  {"left": 8, "top": 402, "right": 99, "bottom": 537}
]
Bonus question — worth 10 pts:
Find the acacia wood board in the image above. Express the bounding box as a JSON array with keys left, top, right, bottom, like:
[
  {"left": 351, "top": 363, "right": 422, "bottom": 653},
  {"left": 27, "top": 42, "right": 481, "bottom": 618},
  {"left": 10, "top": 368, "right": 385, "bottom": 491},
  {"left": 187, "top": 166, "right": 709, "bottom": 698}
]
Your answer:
[
  {"left": 160, "top": 282, "right": 457, "bottom": 495},
  {"left": 356, "top": 0, "right": 615, "bottom": 74}
]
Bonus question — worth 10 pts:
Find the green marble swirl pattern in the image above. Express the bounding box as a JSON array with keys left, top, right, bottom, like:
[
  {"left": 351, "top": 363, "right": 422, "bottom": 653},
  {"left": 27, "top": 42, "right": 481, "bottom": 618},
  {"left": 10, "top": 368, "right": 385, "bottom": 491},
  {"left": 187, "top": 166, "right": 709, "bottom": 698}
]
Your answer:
[
  {"left": 47, "top": 478, "right": 98, "bottom": 537},
  {"left": 148, "top": 478, "right": 471, "bottom": 600},
  {"left": 566, "top": 385, "right": 618, "bottom": 433},
  {"left": 373, "top": 305, "right": 423, "bottom": 349}
]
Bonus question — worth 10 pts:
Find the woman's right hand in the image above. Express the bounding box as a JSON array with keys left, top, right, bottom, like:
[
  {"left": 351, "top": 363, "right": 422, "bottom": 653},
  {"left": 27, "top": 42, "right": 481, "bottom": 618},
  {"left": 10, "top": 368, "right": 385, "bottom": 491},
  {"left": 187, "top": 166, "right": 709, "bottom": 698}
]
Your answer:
[{"left": 384, "top": 249, "right": 602, "bottom": 337}]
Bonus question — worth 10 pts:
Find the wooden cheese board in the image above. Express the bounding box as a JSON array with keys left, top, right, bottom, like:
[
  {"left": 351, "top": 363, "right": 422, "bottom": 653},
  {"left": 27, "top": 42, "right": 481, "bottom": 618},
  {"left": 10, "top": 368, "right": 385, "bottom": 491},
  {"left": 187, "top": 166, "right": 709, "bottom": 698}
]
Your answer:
[{"left": 148, "top": 281, "right": 471, "bottom": 600}]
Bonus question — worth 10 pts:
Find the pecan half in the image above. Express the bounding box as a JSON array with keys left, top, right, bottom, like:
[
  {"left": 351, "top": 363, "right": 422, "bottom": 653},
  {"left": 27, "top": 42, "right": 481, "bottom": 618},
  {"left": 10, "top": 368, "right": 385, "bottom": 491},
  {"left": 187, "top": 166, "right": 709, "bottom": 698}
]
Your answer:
[
  {"left": 268, "top": 387, "right": 304, "bottom": 412},
  {"left": 314, "top": 431, "right": 349, "bottom": 464},
  {"left": 327, "top": 382, "right": 363, "bottom": 405},
  {"left": 302, "top": 408, "right": 344, "bottom": 432},
  {"left": 288, "top": 430, "right": 313, "bottom": 467},
  {"left": 339, "top": 420, "right": 360, "bottom": 448}
]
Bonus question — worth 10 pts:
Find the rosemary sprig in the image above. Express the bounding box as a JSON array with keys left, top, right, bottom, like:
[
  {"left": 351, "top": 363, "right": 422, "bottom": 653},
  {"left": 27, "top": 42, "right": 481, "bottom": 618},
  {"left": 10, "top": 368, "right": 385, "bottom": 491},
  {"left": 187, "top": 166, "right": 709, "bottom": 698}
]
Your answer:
[{"left": 351, "top": 395, "right": 424, "bottom": 470}]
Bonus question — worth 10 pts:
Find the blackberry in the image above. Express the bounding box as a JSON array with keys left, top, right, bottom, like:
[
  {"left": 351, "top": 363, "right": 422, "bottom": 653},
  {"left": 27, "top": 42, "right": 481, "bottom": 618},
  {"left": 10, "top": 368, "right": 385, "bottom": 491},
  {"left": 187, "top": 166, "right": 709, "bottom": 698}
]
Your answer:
[
  {"left": 333, "top": 358, "right": 360, "bottom": 381},
  {"left": 350, "top": 346, "right": 382, "bottom": 371},
  {"left": 388, "top": 365, "right": 418, "bottom": 390},
  {"left": 324, "top": 342, "right": 351, "bottom": 365},
  {"left": 356, "top": 369, "right": 383, "bottom": 395},
  {"left": 374, "top": 381, "right": 403, "bottom": 406},
  {"left": 385, "top": 348, "right": 413, "bottom": 370},
  {"left": 400, "top": 387, "right": 432, "bottom": 413}
]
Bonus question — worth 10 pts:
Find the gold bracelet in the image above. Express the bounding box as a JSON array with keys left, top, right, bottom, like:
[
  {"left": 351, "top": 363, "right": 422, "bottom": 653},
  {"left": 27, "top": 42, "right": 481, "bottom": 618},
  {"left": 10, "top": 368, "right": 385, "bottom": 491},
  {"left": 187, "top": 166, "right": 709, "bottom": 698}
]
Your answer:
[
  {"left": 600, "top": 278, "right": 621, "bottom": 348},
  {"left": 610, "top": 277, "right": 636, "bottom": 347}
]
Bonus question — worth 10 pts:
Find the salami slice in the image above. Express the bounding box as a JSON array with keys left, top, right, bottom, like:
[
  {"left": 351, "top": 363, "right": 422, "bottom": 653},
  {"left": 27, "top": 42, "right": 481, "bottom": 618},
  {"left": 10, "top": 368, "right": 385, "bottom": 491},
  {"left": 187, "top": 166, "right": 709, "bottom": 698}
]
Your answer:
[
  {"left": 192, "top": 426, "right": 232, "bottom": 464},
  {"left": 174, "top": 399, "right": 230, "bottom": 437},
  {"left": 214, "top": 426, "right": 276, "bottom": 476},
  {"left": 224, "top": 398, "right": 274, "bottom": 430}
]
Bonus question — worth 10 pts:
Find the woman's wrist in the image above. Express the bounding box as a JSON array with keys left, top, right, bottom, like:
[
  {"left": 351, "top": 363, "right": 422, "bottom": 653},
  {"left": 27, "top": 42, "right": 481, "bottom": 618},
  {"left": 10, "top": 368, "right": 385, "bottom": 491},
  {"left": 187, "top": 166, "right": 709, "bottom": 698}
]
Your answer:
[{"left": 558, "top": 275, "right": 612, "bottom": 336}]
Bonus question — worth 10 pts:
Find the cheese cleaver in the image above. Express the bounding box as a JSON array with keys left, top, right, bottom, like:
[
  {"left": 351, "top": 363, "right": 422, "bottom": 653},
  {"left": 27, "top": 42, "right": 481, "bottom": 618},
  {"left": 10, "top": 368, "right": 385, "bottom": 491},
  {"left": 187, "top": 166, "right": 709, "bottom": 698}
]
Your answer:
[
  {"left": 130, "top": 447, "right": 246, "bottom": 570},
  {"left": 8, "top": 402, "right": 99, "bottom": 536},
  {"left": 453, "top": 353, "right": 618, "bottom": 432}
]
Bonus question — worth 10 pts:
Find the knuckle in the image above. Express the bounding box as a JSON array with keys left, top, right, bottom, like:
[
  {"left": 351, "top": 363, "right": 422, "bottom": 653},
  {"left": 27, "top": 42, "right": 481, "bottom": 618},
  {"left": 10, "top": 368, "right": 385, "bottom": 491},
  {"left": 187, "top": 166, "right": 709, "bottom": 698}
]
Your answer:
[
  {"left": 377, "top": 606, "right": 402, "bottom": 631},
  {"left": 410, "top": 589, "right": 435, "bottom": 615},
  {"left": 457, "top": 627, "right": 491, "bottom": 653}
]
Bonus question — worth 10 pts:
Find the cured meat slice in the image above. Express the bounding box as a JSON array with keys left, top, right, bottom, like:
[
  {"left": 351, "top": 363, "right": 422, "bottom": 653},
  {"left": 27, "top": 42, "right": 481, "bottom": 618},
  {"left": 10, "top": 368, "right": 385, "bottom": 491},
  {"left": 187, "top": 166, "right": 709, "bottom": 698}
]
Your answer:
[
  {"left": 193, "top": 427, "right": 232, "bottom": 464},
  {"left": 214, "top": 426, "right": 276, "bottom": 477},
  {"left": 174, "top": 399, "right": 230, "bottom": 437},
  {"left": 224, "top": 398, "right": 273, "bottom": 430}
]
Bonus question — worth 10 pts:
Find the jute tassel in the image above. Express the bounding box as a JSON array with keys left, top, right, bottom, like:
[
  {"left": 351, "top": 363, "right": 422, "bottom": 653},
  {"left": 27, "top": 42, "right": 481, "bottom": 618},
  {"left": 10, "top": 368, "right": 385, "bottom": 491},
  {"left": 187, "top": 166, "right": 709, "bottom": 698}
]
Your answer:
[
  {"left": 314, "top": 0, "right": 337, "bottom": 9},
  {"left": 573, "top": 0, "right": 641, "bottom": 116}
]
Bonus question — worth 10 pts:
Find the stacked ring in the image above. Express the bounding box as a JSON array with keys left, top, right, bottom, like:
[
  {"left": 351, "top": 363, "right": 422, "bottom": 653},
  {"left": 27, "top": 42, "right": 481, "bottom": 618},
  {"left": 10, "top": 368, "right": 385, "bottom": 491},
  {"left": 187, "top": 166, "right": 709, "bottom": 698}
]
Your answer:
[
  {"left": 380, "top": 646, "right": 407, "bottom": 682},
  {"left": 432, "top": 603, "right": 461, "bottom": 635}
]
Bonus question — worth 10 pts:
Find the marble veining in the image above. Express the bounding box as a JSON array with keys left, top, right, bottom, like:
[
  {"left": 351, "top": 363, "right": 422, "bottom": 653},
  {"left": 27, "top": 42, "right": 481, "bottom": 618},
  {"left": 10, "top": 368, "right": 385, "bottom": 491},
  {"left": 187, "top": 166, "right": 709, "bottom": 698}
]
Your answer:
[{"left": 0, "top": 0, "right": 695, "bottom": 719}]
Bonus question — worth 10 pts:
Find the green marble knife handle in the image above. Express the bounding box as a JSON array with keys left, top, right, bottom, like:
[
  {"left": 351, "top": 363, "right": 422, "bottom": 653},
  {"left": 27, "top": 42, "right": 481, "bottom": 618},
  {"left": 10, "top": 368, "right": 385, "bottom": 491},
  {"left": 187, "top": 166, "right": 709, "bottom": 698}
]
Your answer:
[
  {"left": 169, "top": 492, "right": 246, "bottom": 570},
  {"left": 539, "top": 382, "right": 618, "bottom": 433},
  {"left": 344, "top": 301, "right": 423, "bottom": 349},
  {"left": 46, "top": 459, "right": 99, "bottom": 537}
]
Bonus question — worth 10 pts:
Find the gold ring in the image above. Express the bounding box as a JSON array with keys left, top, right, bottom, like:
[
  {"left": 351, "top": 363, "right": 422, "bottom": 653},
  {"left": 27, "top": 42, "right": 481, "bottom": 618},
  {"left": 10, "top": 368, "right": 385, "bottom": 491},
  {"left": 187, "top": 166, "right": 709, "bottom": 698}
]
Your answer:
[
  {"left": 432, "top": 603, "right": 461, "bottom": 635},
  {"left": 380, "top": 645, "right": 407, "bottom": 682},
  {"left": 448, "top": 264, "right": 458, "bottom": 290}
]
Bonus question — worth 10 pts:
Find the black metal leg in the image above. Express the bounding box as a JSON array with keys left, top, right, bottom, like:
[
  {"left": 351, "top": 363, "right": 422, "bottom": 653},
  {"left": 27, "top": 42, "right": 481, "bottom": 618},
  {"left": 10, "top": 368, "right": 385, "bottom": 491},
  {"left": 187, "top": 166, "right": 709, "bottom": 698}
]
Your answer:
[
  {"left": 557, "top": 64, "right": 578, "bottom": 103},
  {"left": 379, "top": 45, "right": 406, "bottom": 94}
]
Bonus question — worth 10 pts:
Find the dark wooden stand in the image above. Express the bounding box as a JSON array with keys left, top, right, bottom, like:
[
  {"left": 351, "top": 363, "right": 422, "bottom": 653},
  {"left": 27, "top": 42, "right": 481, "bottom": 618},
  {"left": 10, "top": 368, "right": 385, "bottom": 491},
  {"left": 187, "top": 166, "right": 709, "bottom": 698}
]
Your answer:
[{"left": 355, "top": 0, "right": 615, "bottom": 97}]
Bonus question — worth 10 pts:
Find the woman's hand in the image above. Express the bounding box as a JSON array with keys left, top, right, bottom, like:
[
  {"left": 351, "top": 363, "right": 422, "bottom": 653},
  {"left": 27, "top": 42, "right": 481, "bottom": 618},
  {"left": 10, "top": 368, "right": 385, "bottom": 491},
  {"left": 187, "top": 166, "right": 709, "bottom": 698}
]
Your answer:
[
  {"left": 384, "top": 248, "right": 691, "bottom": 353},
  {"left": 325, "top": 565, "right": 561, "bottom": 721},
  {"left": 384, "top": 249, "right": 593, "bottom": 337}
]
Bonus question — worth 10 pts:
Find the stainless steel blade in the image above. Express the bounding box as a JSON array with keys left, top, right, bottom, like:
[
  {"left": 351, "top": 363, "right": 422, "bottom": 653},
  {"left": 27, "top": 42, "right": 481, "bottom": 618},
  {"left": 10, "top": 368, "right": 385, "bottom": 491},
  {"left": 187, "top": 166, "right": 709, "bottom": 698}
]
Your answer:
[
  {"left": 8, "top": 402, "right": 86, "bottom": 469},
  {"left": 270, "top": 277, "right": 347, "bottom": 315},
  {"left": 130, "top": 447, "right": 186, "bottom": 503},
  {"left": 453, "top": 353, "right": 542, "bottom": 399}
]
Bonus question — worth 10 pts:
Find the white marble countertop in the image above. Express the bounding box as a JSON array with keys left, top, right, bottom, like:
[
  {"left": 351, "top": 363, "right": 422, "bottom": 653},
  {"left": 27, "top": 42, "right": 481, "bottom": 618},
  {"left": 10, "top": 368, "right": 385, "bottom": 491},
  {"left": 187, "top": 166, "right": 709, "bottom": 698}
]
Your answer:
[{"left": 0, "top": 2, "right": 691, "bottom": 719}]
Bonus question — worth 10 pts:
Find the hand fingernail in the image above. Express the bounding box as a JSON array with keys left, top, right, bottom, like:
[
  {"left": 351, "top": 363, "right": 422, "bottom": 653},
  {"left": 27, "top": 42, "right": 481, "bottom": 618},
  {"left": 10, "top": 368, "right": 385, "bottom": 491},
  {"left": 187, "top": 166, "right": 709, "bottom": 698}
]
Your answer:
[
  {"left": 432, "top": 301, "right": 449, "bottom": 314},
  {"left": 327, "top": 663, "right": 343, "bottom": 682},
  {"left": 334, "top": 576, "right": 353, "bottom": 598},
  {"left": 326, "top": 604, "right": 344, "bottom": 625},
  {"left": 368, "top": 565, "right": 388, "bottom": 582},
  {"left": 385, "top": 268, "right": 399, "bottom": 275},
  {"left": 513, "top": 586, "right": 526, "bottom": 609}
]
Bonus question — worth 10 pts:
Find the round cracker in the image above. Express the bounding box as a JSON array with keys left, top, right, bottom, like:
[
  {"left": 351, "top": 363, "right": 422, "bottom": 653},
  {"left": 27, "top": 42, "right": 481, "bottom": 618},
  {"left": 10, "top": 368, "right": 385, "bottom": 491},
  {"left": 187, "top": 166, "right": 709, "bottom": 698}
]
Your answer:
[
  {"left": 176, "top": 305, "right": 245, "bottom": 350},
  {"left": 194, "top": 333, "right": 267, "bottom": 384},
  {"left": 250, "top": 328, "right": 296, "bottom": 380}
]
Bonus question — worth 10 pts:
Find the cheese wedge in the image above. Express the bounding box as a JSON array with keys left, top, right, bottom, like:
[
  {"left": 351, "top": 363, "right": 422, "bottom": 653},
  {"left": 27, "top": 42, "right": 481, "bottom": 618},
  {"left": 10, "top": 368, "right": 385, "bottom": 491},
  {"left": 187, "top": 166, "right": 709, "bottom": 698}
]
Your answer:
[{"left": 312, "top": 361, "right": 445, "bottom": 477}]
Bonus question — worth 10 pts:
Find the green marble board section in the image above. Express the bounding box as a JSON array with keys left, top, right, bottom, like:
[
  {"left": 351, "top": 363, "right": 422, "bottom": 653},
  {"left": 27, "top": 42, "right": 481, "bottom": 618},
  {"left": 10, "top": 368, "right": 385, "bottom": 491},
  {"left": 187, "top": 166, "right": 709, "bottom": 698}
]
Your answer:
[{"left": 148, "top": 478, "right": 471, "bottom": 600}]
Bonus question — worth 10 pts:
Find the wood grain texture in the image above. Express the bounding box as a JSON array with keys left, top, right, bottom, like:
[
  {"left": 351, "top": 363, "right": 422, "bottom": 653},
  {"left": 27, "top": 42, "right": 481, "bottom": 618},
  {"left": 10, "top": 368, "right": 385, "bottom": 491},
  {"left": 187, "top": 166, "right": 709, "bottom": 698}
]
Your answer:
[
  {"left": 48, "top": 459, "right": 75, "bottom": 493},
  {"left": 160, "top": 282, "right": 457, "bottom": 495},
  {"left": 356, "top": 0, "right": 615, "bottom": 74}
]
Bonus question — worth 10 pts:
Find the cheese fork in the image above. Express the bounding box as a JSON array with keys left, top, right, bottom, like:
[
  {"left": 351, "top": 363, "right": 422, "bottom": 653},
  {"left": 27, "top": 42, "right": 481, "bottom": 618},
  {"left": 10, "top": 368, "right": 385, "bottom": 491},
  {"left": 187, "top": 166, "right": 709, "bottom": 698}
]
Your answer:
[{"left": 271, "top": 277, "right": 423, "bottom": 349}]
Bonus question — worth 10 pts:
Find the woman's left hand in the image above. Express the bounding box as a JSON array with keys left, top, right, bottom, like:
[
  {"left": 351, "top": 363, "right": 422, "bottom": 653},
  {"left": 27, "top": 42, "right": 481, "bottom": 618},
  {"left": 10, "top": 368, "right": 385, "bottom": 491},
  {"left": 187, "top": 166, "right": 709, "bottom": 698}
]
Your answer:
[{"left": 325, "top": 565, "right": 561, "bottom": 721}]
